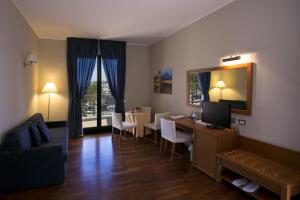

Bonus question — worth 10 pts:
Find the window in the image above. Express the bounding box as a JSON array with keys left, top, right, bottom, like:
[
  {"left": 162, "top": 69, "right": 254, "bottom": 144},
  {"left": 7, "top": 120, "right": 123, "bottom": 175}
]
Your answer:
[
  {"left": 188, "top": 73, "right": 203, "bottom": 105},
  {"left": 100, "top": 61, "right": 115, "bottom": 126}
]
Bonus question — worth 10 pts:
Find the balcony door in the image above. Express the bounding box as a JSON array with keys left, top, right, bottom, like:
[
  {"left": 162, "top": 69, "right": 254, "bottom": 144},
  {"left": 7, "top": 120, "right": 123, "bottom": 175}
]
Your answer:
[{"left": 81, "top": 56, "right": 115, "bottom": 133}]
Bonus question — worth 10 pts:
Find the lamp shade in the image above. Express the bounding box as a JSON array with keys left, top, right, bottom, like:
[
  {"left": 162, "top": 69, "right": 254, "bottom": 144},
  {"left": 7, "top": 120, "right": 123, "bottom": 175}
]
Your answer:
[
  {"left": 25, "top": 54, "right": 38, "bottom": 64},
  {"left": 42, "top": 82, "right": 57, "bottom": 93},
  {"left": 216, "top": 81, "right": 226, "bottom": 88}
]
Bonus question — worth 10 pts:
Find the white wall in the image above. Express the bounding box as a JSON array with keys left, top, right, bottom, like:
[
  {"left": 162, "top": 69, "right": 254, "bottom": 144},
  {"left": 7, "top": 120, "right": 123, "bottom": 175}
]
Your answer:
[
  {"left": 37, "top": 40, "right": 149, "bottom": 120},
  {"left": 125, "top": 45, "right": 150, "bottom": 109},
  {"left": 149, "top": 0, "right": 300, "bottom": 152},
  {"left": 38, "top": 39, "right": 68, "bottom": 121},
  {"left": 0, "top": 0, "right": 39, "bottom": 142}
]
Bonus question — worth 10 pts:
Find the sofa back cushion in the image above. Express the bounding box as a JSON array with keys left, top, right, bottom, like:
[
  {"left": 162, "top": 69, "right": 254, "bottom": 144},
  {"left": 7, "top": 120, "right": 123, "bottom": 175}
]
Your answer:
[
  {"left": 29, "top": 124, "right": 42, "bottom": 146},
  {"left": 3, "top": 113, "right": 47, "bottom": 151},
  {"left": 3, "top": 127, "right": 32, "bottom": 151},
  {"left": 37, "top": 122, "right": 52, "bottom": 142}
]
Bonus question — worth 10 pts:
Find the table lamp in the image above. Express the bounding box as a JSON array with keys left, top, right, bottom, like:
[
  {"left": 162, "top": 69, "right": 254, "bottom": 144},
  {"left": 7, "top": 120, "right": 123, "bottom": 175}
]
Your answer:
[
  {"left": 42, "top": 82, "right": 57, "bottom": 121},
  {"left": 216, "top": 80, "right": 226, "bottom": 100}
]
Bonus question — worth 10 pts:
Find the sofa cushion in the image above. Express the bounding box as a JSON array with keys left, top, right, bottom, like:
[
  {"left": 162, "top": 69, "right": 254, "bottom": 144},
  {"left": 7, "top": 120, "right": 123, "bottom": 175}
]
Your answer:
[
  {"left": 27, "top": 113, "right": 45, "bottom": 125},
  {"left": 29, "top": 125, "right": 42, "bottom": 147},
  {"left": 37, "top": 122, "right": 52, "bottom": 142},
  {"left": 3, "top": 128, "right": 32, "bottom": 151}
]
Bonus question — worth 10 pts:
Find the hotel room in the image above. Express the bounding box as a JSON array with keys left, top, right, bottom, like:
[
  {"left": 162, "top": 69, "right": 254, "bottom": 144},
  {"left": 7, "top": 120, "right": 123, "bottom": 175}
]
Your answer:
[{"left": 0, "top": 0, "right": 299, "bottom": 199}]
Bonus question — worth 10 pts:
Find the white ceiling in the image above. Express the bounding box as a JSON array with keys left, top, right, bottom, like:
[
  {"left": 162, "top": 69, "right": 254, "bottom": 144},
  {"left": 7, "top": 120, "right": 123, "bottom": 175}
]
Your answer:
[{"left": 12, "top": 0, "right": 234, "bottom": 45}]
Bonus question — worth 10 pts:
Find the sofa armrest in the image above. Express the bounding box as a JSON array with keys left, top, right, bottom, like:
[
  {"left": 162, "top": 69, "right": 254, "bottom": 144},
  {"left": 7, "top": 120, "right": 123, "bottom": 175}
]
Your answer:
[
  {"left": 48, "top": 126, "right": 68, "bottom": 159},
  {"left": 0, "top": 143, "right": 65, "bottom": 193}
]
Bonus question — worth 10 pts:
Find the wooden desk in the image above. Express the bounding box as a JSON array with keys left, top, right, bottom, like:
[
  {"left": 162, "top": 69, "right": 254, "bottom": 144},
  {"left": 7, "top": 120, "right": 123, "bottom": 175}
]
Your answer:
[
  {"left": 169, "top": 117, "right": 238, "bottom": 180},
  {"left": 170, "top": 117, "right": 195, "bottom": 129}
]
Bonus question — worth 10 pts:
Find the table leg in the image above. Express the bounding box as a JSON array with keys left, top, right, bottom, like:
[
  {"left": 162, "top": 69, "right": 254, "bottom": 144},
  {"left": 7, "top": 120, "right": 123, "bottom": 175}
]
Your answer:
[
  {"left": 134, "top": 128, "right": 136, "bottom": 148},
  {"left": 171, "top": 143, "right": 176, "bottom": 161},
  {"left": 160, "top": 138, "right": 164, "bottom": 154},
  {"left": 154, "top": 130, "right": 157, "bottom": 145},
  {"left": 164, "top": 140, "right": 168, "bottom": 153},
  {"left": 281, "top": 185, "right": 291, "bottom": 200},
  {"left": 119, "top": 130, "right": 122, "bottom": 145},
  {"left": 216, "top": 157, "right": 223, "bottom": 183}
]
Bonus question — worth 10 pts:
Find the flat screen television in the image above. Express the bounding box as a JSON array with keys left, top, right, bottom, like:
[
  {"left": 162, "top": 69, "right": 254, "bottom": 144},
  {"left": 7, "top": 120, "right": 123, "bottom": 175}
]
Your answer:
[{"left": 201, "top": 101, "right": 231, "bottom": 129}]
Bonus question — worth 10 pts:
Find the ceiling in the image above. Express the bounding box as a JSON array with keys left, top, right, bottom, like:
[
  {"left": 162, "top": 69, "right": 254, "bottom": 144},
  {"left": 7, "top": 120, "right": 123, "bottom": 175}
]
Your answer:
[{"left": 12, "top": 0, "right": 234, "bottom": 45}]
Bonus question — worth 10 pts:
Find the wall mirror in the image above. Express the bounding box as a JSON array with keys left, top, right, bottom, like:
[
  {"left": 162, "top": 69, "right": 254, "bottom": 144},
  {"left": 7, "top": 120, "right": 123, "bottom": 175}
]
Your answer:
[{"left": 187, "top": 63, "right": 253, "bottom": 115}]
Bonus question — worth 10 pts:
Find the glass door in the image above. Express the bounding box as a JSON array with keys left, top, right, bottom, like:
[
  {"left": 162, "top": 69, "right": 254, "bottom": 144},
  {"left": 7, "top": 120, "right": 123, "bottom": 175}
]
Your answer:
[
  {"left": 100, "top": 59, "right": 115, "bottom": 126},
  {"left": 81, "top": 56, "right": 115, "bottom": 133}
]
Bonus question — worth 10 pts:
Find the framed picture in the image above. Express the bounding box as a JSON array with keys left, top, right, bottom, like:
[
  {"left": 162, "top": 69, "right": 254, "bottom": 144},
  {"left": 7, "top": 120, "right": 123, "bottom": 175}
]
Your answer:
[{"left": 153, "top": 68, "right": 172, "bottom": 94}]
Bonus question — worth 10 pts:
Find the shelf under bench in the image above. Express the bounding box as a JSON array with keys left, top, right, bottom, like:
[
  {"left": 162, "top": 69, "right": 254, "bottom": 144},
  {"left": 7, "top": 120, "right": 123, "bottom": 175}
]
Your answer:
[
  {"left": 217, "top": 149, "right": 300, "bottom": 200},
  {"left": 221, "top": 169, "right": 279, "bottom": 200}
]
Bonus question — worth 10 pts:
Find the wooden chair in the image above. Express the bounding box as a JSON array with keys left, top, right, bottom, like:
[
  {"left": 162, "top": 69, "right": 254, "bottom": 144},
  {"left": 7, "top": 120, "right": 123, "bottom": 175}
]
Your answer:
[
  {"left": 144, "top": 112, "right": 170, "bottom": 145},
  {"left": 160, "top": 118, "right": 192, "bottom": 161},
  {"left": 112, "top": 112, "right": 136, "bottom": 146}
]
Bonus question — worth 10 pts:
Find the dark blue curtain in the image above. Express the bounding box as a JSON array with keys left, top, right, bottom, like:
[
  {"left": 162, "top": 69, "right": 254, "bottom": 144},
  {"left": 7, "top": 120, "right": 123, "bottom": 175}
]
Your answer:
[
  {"left": 67, "top": 37, "right": 98, "bottom": 138},
  {"left": 197, "top": 72, "right": 211, "bottom": 101},
  {"left": 99, "top": 40, "right": 126, "bottom": 120}
]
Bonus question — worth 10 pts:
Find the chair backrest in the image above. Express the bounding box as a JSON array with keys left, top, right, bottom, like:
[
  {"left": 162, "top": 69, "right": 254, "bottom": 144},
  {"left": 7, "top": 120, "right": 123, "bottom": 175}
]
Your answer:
[
  {"left": 112, "top": 112, "right": 122, "bottom": 130},
  {"left": 160, "top": 118, "right": 176, "bottom": 140},
  {"left": 154, "top": 112, "right": 171, "bottom": 129}
]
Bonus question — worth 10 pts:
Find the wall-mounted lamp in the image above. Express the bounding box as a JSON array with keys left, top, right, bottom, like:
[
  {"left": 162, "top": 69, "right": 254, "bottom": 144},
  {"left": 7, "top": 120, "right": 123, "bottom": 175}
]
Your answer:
[
  {"left": 24, "top": 53, "right": 38, "bottom": 67},
  {"left": 216, "top": 80, "right": 226, "bottom": 100},
  {"left": 222, "top": 55, "right": 241, "bottom": 62}
]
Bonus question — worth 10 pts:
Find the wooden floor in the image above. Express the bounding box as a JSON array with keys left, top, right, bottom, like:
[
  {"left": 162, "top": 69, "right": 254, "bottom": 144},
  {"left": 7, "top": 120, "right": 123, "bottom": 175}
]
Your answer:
[{"left": 0, "top": 133, "right": 254, "bottom": 200}]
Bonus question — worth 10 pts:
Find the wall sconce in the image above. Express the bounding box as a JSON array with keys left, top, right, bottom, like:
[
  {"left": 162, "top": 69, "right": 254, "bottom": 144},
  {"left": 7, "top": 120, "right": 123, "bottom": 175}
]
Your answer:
[
  {"left": 24, "top": 53, "right": 38, "bottom": 67},
  {"left": 216, "top": 80, "right": 226, "bottom": 99},
  {"left": 222, "top": 55, "right": 241, "bottom": 62}
]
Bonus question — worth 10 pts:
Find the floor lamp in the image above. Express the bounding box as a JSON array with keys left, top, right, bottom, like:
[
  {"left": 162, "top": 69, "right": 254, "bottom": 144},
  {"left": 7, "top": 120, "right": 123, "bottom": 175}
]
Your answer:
[
  {"left": 42, "top": 82, "right": 57, "bottom": 121},
  {"left": 216, "top": 80, "right": 226, "bottom": 100}
]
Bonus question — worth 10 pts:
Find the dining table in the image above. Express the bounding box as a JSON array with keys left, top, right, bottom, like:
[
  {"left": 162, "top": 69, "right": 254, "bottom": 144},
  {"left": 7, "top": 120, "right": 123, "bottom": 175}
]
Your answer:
[{"left": 125, "top": 111, "right": 151, "bottom": 138}]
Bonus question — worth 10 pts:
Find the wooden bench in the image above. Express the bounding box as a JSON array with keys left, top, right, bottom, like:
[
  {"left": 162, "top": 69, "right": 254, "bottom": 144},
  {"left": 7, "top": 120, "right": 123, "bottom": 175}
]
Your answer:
[{"left": 216, "top": 136, "right": 300, "bottom": 200}]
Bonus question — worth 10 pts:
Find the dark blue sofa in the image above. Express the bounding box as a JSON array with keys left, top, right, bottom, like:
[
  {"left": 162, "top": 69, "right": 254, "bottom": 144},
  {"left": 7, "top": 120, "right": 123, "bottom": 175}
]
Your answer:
[{"left": 0, "top": 113, "right": 68, "bottom": 194}]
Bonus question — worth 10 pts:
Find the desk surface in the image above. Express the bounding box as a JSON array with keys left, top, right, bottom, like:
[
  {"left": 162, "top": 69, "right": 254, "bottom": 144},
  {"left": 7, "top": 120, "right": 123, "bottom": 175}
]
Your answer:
[{"left": 168, "top": 117, "right": 236, "bottom": 136}]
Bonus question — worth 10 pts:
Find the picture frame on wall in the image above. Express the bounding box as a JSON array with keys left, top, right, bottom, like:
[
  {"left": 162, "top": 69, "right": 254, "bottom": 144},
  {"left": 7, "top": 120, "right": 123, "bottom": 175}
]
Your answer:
[{"left": 153, "top": 68, "right": 172, "bottom": 94}]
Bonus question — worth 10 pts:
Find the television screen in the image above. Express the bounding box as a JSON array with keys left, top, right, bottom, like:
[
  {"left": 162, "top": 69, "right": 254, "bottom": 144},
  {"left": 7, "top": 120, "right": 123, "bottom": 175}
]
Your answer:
[{"left": 201, "top": 101, "right": 231, "bottom": 129}]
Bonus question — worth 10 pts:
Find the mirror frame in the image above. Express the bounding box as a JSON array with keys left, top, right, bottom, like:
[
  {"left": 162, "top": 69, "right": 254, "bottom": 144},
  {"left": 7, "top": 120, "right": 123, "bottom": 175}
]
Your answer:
[{"left": 187, "top": 62, "right": 253, "bottom": 115}]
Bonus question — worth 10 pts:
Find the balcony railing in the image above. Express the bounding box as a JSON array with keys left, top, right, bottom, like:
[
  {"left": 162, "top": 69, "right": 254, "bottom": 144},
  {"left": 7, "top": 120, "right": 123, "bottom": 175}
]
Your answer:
[{"left": 81, "top": 93, "right": 115, "bottom": 128}]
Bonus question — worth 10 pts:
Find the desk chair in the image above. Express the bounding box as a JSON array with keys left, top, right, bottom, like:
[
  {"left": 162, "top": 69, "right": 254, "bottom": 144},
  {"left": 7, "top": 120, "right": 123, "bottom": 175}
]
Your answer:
[
  {"left": 160, "top": 118, "right": 193, "bottom": 161},
  {"left": 112, "top": 112, "right": 136, "bottom": 146},
  {"left": 143, "top": 112, "right": 170, "bottom": 144}
]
